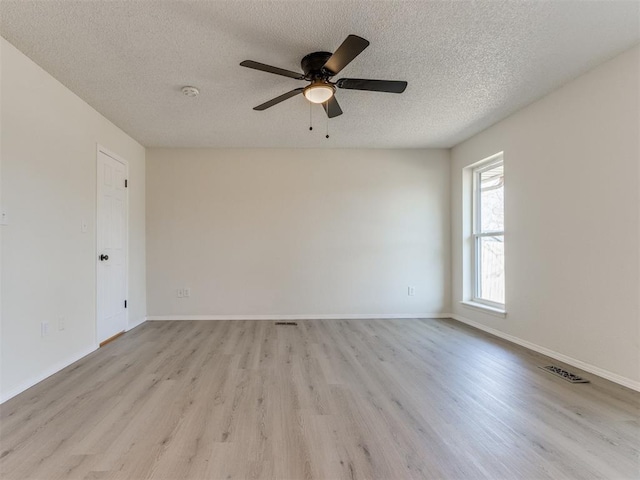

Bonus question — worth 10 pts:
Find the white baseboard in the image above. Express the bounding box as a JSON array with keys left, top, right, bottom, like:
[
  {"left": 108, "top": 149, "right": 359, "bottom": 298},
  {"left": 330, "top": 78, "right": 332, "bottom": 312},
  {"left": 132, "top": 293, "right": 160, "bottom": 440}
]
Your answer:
[
  {"left": 450, "top": 314, "right": 640, "bottom": 392},
  {"left": 0, "top": 344, "right": 98, "bottom": 404},
  {"left": 126, "top": 317, "right": 146, "bottom": 331},
  {"left": 6, "top": 313, "right": 633, "bottom": 405},
  {"left": 146, "top": 313, "right": 450, "bottom": 321}
]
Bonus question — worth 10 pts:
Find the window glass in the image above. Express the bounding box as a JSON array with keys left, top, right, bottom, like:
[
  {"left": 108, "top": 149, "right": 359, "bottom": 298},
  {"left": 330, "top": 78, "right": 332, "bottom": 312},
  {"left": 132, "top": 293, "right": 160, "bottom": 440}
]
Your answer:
[
  {"left": 479, "top": 164, "right": 504, "bottom": 232},
  {"left": 477, "top": 235, "right": 505, "bottom": 304},
  {"left": 472, "top": 156, "right": 504, "bottom": 308}
]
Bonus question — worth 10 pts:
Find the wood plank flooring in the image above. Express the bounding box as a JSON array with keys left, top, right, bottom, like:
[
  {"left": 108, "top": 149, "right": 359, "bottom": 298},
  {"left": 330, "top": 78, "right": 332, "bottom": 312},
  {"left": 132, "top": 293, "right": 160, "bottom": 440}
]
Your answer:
[{"left": 1, "top": 319, "right": 638, "bottom": 479}]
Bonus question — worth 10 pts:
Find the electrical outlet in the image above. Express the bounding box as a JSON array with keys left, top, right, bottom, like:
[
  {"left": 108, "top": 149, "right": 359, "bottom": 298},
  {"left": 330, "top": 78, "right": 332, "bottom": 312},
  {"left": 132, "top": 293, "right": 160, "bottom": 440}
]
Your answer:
[
  {"left": 41, "top": 321, "right": 50, "bottom": 337},
  {"left": 408, "top": 286, "right": 416, "bottom": 296},
  {"left": 58, "top": 316, "right": 65, "bottom": 331},
  {"left": 184, "top": 288, "right": 190, "bottom": 298},
  {"left": 177, "top": 288, "right": 184, "bottom": 298}
]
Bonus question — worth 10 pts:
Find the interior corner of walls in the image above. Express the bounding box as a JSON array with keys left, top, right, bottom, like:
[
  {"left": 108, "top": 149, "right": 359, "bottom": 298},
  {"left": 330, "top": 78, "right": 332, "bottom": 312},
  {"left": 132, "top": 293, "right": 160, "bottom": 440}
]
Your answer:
[
  {"left": 127, "top": 317, "right": 146, "bottom": 331},
  {"left": 444, "top": 147, "right": 453, "bottom": 161}
]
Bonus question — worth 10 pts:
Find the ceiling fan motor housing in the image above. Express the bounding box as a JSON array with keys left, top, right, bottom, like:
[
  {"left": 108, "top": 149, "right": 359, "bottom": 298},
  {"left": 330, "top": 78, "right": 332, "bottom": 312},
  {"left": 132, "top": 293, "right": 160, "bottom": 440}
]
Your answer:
[{"left": 301, "top": 51, "right": 334, "bottom": 79}]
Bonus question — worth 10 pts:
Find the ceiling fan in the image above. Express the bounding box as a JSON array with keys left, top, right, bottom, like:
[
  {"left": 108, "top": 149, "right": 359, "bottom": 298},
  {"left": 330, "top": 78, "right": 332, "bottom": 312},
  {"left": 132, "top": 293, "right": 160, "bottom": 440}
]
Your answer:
[{"left": 240, "top": 35, "right": 408, "bottom": 118}]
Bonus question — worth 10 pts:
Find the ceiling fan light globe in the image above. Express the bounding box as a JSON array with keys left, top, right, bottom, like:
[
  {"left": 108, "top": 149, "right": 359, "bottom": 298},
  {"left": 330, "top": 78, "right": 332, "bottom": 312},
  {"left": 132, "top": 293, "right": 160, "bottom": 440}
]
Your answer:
[{"left": 303, "top": 84, "right": 334, "bottom": 104}]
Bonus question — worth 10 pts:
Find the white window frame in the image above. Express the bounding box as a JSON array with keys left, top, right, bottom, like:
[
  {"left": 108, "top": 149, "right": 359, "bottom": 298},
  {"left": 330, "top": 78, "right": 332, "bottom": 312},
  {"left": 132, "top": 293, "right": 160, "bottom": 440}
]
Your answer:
[{"left": 471, "top": 153, "right": 505, "bottom": 309}]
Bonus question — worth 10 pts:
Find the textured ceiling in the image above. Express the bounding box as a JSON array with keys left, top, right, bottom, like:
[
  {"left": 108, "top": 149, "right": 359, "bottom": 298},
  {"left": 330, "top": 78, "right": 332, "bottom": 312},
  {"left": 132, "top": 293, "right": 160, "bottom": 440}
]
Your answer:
[{"left": 1, "top": 1, "right": 638, "bottom": 148}]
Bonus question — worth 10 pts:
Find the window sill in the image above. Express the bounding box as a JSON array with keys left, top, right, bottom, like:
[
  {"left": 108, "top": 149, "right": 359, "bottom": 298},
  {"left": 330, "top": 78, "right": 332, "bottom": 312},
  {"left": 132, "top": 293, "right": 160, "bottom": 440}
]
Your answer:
[{"left": 460, "top": 301, "right": 507, "bottom": 318}]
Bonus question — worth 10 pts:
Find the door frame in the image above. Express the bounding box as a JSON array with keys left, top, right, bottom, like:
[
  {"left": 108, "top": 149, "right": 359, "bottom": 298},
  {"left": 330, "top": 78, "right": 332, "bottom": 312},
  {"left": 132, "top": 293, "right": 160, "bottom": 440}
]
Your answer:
[{"left": 96, "top": 144, "right": 129, "bottom": 344}]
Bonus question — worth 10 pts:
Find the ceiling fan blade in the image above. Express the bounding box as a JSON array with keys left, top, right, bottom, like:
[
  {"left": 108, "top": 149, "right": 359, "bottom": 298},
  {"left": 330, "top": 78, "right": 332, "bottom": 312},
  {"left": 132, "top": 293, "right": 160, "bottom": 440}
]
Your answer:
[
  {"left": 322, "top": 96, "right": 343, "bottom": 118},
  {"left": 253, "top": 88, "right": 304, "bottom": 110},
  {"left": 337, "top": 78, "right": 407, "bottom": 93},
  {"left": 240, "top": 60, "right": 305, "bottom": 80},
  {"left": 322, "top": 35, "right": 370, "bottom": 75}
]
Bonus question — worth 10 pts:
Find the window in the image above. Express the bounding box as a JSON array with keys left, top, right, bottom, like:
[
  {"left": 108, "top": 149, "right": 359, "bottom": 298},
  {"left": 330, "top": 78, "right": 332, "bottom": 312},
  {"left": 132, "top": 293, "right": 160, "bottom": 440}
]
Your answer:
[{"left": 472, "top": 155, "right": 504, "bottom": 308}]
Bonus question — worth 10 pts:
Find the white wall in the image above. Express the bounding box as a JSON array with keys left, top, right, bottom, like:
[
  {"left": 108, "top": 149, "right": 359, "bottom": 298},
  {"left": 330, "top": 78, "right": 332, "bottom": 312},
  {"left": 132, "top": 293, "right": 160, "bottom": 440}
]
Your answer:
[
  {"left": 0, "top": 38, "right": 146, "bottom": 401},
  {"left": 451, "top": 46, "right": 640, "bottom": 389},
  {"left": 146, "top": 148, "right": 450, "bottom": 318}
]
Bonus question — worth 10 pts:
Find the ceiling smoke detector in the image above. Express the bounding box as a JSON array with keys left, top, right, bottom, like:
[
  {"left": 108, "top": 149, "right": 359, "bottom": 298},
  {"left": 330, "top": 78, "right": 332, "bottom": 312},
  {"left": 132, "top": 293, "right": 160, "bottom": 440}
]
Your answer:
[{"left": 181, "top": 86, "right": 200, "bottom": 97}]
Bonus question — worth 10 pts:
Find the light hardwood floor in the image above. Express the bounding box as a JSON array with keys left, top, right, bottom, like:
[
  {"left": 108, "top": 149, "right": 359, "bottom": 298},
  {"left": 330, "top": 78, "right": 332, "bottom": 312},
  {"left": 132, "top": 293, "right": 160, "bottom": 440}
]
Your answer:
[{"left": 1, "top": 319, "right": 638, "bottom": 479}]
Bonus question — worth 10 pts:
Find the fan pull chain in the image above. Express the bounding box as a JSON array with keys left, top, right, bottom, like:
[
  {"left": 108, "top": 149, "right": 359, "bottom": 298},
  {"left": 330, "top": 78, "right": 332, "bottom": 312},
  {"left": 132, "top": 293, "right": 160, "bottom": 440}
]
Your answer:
[
  {"left": 325, "top": 113, "right": 330, "bottom": 139},
  {"left": 309, "top": 102, "right": 313, "bottom": 131}
]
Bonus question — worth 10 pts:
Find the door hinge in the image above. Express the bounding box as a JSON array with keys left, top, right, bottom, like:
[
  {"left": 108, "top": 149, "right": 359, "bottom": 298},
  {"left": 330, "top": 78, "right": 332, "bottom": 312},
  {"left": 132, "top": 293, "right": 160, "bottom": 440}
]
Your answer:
[
  {"left": 125, "top": 179, "right": 128, "bottom": 188},
  {"left": 124, "top": 300, "right": 127, "bottom": 308}
]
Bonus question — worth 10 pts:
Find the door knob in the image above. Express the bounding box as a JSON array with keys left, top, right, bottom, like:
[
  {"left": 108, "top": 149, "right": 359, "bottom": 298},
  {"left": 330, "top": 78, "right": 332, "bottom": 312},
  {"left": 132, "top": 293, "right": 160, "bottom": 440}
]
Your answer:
[{"left": 99, "top": 254, "right": 109, "bottom": 261}]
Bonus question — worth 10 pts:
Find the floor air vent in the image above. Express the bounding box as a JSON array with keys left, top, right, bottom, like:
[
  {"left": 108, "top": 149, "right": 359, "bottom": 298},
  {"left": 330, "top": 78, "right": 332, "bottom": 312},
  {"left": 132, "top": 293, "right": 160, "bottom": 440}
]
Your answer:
[
  {"left": 539, "top": 365, "right": 589, "bottom": 383},
  {"left": 275, "top": 322, "right": 298, "bottom": 326}
]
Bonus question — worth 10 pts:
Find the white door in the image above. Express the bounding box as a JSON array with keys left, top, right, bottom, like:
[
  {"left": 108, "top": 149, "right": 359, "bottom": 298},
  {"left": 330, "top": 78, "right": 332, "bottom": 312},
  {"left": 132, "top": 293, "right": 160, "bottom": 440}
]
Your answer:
[{"left": 97, "top": 148, "right": 128, "bottom": 344}]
